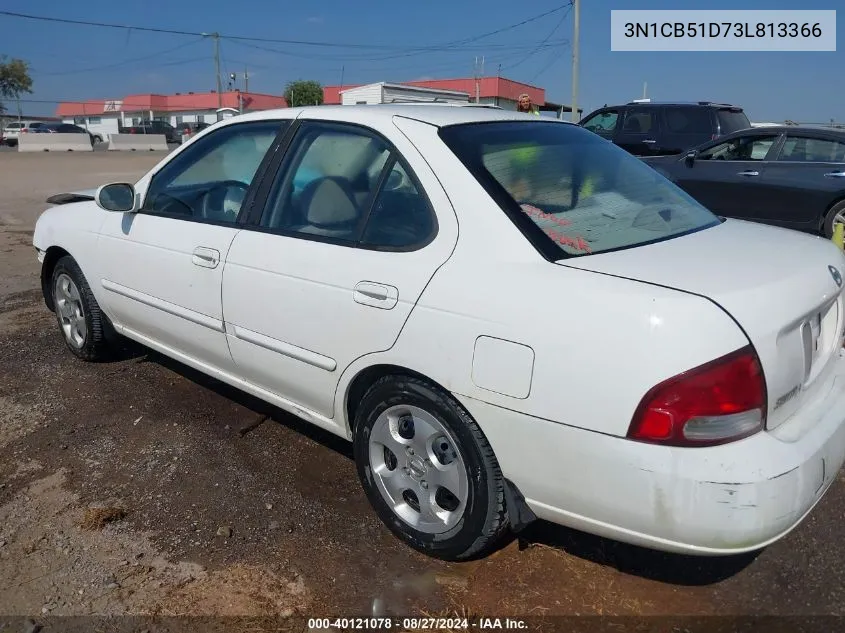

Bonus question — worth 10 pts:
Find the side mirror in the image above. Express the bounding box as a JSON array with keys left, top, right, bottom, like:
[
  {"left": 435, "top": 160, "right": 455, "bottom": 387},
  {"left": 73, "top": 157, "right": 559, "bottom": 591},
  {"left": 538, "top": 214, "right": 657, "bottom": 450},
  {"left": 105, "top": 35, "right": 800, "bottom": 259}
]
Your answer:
[
  {"left": 95, "top": 183, "right": 138, "bottom": 213},
  {"left": 684, "top": 150, "right": 697, "bottom": 166}
]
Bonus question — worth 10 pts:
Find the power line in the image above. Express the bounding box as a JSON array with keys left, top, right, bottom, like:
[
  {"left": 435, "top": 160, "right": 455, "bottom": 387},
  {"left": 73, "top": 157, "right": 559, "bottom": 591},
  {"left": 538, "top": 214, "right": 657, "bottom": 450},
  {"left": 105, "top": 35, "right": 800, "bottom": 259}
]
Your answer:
[
  {"left": 226, "top": 37, "right": 568, "bottom": 65},
  {"left": 501, "top": 4, "right": 572, "bottom": 72},
  {"left": 0, "top": 4, "right": 570, "bottom": 52},
  {"left": 33, "top": 38, "right": 205, "bottom": 76}
]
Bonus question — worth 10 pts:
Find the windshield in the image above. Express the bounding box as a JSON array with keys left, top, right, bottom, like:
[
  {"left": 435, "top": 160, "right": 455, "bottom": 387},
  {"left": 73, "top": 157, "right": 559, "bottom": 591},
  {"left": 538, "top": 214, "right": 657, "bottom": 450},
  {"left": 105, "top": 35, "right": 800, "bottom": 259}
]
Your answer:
[{"left": 438, "top": 120, "right": 720, "bottom": 258}]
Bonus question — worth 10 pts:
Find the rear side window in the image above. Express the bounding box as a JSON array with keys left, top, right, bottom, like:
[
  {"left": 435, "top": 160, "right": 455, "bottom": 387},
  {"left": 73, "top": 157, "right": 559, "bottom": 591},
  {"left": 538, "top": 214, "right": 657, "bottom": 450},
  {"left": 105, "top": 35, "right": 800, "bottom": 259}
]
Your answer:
[
  {"left": 439, "top": 121, "right": 719, "bottom": 258},
  {"left": 663, "top": 107, "right": 713, "bottom": 134},
  {"left": 717, "top": 110, "right": 750, "bottom": 134},
  {"left": 778, "top": 137, "right": 845, "bottom": 163},
  {"left": 620, "top": 108, "right": 657, "bottom": 134}
]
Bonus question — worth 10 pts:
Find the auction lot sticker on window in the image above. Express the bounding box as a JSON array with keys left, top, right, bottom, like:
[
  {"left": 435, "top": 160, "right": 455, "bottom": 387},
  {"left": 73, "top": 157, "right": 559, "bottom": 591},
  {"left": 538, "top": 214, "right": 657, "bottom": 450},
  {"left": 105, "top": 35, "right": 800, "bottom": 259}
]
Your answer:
[{"left": 610, "top": 10, "right": 836, "bottom": 51}]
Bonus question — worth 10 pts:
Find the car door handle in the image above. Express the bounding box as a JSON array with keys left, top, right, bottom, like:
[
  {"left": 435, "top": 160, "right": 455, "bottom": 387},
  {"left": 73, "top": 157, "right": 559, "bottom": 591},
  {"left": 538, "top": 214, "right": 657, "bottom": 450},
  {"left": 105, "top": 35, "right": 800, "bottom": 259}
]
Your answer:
[
  {"left": 642, "top": 139, "right": 657, "bottom": 144},
  {"left": 737, "top": 170, "right": 760, "bottom": 177},
  {"left": 824, "top": 171, "right": 845, "bottom": 178},
  {"left": 353, "top": 281, "right": 398, "bottom": 310},
  {"left": 192, "top": 246, "right": 220, "bottom": 269}
]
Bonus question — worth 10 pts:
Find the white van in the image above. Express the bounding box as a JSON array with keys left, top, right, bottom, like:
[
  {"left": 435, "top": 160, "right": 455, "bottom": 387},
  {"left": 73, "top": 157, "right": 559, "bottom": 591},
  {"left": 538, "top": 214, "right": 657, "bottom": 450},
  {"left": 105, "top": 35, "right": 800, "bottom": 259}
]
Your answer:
[{"left": 2, "top": 120, "right": 47, "bottom": 147}]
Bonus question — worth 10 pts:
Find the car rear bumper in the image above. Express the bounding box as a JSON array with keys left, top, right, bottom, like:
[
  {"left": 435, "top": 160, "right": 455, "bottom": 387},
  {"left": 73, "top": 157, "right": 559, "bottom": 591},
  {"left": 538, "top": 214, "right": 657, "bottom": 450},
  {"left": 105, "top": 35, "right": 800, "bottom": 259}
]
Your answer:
[{"left": 458, "top": 348, "right": 845, "bottom": 556}]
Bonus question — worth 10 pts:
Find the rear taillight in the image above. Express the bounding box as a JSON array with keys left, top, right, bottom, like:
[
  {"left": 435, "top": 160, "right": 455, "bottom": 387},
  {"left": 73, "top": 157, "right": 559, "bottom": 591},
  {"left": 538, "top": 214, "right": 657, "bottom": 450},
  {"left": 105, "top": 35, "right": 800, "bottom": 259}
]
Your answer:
[{"left": 627, "top": 346, "right": 766, "bottom": 447}]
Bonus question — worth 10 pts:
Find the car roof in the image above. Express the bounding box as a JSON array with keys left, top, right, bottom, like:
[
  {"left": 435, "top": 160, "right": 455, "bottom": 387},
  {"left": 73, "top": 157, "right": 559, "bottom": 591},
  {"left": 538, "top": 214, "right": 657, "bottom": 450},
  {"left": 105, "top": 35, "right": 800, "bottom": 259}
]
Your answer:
[
  {"left": 226, "top": 104, "right": 571, "bottom": 129},
  {"left": 731, "top": 125, "right": 845, "bottom": 137},
  {"left": 624, "top": 101, "right": 743, "bottom": 109}
]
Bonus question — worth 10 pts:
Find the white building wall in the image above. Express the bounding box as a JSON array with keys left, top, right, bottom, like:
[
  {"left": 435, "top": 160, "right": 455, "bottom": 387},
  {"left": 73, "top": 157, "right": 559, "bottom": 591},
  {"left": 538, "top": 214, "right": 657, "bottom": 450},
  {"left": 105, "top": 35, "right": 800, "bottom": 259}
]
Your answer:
[
  {"left": 382, "top": 86, "right": 468, "bottom": 104},
  {"left": 341, "top": 84, "right": 385, "bottom": 105},
  {"left": 65, "top": 114, "right": 121, "bottom": 140}
]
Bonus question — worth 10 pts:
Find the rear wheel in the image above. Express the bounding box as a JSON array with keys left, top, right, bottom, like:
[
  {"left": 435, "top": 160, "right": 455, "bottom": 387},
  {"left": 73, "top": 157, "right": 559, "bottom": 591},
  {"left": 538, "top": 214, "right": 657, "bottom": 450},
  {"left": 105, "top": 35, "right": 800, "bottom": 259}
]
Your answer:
[
  {"left": 821, "top": 200, "right": 845, "bottom": 239},
  {"left": 50, "top": 255, "right": 113, "bottom": 361},
  {"left": 352, "top": 375, "right": 509, "bottom": 561}
]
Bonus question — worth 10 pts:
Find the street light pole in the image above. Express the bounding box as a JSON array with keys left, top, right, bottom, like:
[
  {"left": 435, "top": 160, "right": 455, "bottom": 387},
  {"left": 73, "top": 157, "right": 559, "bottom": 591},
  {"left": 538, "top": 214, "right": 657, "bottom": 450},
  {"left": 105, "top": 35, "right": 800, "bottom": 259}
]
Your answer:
[{"left": 570, "top": 0, "right": 580, "bottom": 122}]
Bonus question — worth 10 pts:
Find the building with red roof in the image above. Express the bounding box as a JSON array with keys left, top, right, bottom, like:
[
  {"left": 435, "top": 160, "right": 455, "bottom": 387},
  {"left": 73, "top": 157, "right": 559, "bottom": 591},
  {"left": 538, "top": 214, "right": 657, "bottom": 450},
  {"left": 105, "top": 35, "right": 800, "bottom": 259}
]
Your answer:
[
  {"left": 324, "top": 75, "right": 578, "bottom": 115},
  {"left": 56, "top": 90, "right": 287, "bottom": 140}
]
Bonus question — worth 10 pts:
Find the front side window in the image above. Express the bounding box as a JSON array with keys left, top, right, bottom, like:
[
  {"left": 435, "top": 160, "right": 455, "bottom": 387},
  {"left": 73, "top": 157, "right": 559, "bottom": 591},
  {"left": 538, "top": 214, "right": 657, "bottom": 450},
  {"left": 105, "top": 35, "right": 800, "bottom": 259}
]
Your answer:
[
  {"left": 698, "top": 135, "right": 778, "bottom": 161},
  {"left": 439, "top": 121, "right": 719, "bottom": 258},
  {"left": 142, "top": 120, "right": 286, "bottom": 223},
  {"left": 581, "top": 110, "right": 619, "bottom": 138}
]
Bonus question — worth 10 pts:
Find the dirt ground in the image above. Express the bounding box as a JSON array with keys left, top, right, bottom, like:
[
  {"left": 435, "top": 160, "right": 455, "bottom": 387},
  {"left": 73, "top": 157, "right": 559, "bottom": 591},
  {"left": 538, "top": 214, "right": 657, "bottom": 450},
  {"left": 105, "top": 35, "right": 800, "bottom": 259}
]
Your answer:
[{"left": 1, "top": 152, "right": 845, "bottom": 629}]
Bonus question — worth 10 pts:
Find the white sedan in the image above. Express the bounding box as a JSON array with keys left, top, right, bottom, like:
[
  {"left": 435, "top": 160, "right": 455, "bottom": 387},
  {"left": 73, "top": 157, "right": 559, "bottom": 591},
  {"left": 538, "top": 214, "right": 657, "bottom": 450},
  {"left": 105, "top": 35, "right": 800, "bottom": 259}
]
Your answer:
[{"left": 33, "top": 104, "right": 845, "bottom": 561}]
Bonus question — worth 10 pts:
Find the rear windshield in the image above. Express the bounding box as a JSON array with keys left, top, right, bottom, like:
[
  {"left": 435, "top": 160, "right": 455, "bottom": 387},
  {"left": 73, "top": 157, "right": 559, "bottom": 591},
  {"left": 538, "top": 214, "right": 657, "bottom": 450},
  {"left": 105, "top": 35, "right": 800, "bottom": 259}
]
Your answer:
[
  {"left": 717, "top": 110, "right": 750, "bottom": 134},
  {"left": 438, "top": 121, "right": 720, "bottom": 258}
]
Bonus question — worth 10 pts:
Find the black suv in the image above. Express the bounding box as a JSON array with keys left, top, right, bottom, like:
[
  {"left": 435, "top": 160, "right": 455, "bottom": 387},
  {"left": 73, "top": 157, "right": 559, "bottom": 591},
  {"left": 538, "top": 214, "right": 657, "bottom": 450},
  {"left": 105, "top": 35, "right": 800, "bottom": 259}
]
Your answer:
[{"left": 579, "top": 101, "right": 751, "bottom": 156}]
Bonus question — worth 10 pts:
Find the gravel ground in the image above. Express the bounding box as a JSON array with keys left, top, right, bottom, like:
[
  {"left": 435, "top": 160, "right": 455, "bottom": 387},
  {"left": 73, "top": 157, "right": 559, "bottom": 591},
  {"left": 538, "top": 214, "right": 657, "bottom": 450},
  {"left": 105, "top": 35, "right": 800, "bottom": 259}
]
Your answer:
[{"left": 1, "top": 152, "right": 844, "bottom": 630}]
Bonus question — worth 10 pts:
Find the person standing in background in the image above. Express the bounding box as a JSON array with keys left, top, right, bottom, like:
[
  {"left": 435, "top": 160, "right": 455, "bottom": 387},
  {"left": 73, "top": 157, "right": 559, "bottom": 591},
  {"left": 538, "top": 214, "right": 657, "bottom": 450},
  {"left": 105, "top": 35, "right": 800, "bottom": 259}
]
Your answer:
[{"left": 516, "top": 93, "right": 540, "bottom": 115}]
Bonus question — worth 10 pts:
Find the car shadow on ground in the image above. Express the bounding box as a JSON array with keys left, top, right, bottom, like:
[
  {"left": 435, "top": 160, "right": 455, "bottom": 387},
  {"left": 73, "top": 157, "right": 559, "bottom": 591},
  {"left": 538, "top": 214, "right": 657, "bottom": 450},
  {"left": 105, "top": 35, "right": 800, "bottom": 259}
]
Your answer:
[
  {"left": 515, "top": 521, "right": 760, "bottom": 586},
  {"left": 113, "top": 339, "right": 760, "bottom": 586},
  {"left": 114, "top": 340, "right": 353, "bottom": 459}
]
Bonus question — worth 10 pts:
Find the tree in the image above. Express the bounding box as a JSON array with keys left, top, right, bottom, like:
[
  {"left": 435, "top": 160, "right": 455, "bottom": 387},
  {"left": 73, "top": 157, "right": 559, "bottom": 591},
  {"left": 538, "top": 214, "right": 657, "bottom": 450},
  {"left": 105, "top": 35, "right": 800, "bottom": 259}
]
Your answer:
[
  {"left": 0, "top": 56, "right": 33, "bottom": 114},
  {"left": 284, "top": 80, "right": 323, "bottom": 107}
]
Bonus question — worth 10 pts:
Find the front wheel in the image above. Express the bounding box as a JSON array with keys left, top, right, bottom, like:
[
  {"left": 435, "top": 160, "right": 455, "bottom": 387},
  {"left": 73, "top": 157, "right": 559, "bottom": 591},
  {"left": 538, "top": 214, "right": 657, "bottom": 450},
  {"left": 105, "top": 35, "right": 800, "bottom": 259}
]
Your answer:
[
  {"left": 353, "top": 375, "right": 509, "bottom": 561},
  {"left": 822, "top": 200, "right": 845, "bottom": 239},
  {"left": 50, "top": 255, "right": 114, "bottom": 361}
]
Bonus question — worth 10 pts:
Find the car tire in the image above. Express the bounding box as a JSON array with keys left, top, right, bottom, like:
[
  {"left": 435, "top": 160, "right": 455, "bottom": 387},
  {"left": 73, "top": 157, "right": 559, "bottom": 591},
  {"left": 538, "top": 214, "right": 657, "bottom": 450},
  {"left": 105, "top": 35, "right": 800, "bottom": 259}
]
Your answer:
[
  {"left": 93, "top": 135, "right": 103, "bottom": 144},
  {"left": 50, "top": 255, "right": 113, "bottom": 362},
  {"left": 822, "top": 200, "right": 845, "bottom": 239},
  {"left": 352, "top": 374, "right": 509, "bottom": 561}
]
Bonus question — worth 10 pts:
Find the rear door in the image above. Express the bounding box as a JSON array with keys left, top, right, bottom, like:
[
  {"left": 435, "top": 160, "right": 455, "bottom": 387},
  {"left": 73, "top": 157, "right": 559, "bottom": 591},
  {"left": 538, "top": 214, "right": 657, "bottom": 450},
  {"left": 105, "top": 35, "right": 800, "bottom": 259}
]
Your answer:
[
  {"left": 758, "top": 131, "right": 845, "bottom": 231},
  {"left": 615, "top": 107, "right": 663, "bottom": 156},
  {"left": 221, "top": 119, "right": 459, "bottom": 421},
  {"left": 672, "top": 131, "right": 783, "bottom": 218}
]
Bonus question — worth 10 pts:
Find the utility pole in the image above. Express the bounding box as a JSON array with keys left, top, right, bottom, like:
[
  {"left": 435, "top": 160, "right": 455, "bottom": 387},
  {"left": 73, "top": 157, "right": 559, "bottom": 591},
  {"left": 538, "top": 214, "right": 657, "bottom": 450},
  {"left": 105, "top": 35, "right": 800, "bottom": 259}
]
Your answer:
[
  {"left": 212, "top": 32, "right": 222, "bottom": 110},
  {"left": 570, "top": 0, "right": 580, "bottom": 122},
  {"left": 473, "top": 56, "right": 484, "bottom": 103},
  {"left": 244, "top": 66, "right": 249, "bottom": 93},
  {"left": 642, "top": 81, "right": 647, "bottom": 99},
  {"left": 474, "top": 57, "right": 479, "bottom": 103}
]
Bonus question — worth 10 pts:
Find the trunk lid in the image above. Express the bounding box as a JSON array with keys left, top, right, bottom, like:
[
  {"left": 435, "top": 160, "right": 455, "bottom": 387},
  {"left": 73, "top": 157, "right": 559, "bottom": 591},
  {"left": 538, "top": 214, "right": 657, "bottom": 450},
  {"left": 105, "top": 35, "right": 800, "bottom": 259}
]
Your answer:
[{"left": 560, "top": 219, "right": 845, "bottom": 431}]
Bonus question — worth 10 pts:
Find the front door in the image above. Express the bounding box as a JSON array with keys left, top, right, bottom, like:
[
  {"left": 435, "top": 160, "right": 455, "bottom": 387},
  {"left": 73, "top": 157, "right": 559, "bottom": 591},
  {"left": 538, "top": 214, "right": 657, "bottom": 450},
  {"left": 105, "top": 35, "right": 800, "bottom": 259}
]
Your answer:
[
  {"left": 673, "top": 132, "right": 781, "bottom": 218},
  {"left": 96, "top": 119, "right": 289, "bottom": 371},
  {"left": 221, "top": 120, "right": 458, "bottom": 422}
]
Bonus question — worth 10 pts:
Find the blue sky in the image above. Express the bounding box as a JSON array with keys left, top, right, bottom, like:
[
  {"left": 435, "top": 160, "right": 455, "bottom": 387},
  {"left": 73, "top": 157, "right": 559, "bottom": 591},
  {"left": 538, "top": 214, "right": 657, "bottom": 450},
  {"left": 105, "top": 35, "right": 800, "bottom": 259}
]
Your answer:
[{"left": 1, "top": 0, "right": 842, "bottom": 122}]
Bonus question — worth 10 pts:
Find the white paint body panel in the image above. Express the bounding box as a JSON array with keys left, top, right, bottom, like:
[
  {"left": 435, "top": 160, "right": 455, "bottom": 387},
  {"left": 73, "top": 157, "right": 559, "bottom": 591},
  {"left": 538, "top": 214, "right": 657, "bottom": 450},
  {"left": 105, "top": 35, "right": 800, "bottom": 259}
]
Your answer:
[{"left": 31, "top": 104, "right": 845, "bottom": 556}]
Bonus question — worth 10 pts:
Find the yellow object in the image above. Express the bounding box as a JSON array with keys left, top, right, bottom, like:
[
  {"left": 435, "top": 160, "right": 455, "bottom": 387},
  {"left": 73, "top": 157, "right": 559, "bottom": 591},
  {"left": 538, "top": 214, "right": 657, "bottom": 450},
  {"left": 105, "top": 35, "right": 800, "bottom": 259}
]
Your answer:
[
  {"left": 833, "top": 222, "right": 845, "bottom": 251},
  {"left": 580, "top": 176, "right": 595, "bottom": 198}
]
